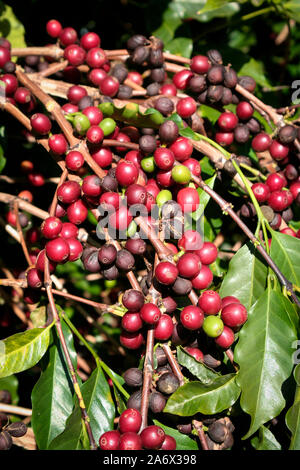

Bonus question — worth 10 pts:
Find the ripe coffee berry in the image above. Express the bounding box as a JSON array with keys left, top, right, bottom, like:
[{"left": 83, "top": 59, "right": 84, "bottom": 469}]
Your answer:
[
  {"left": 215, "top": 132, "right": 234, "bottom": 147},
  {"left": 176, "top": 97, "right": 197, "bottom": 119},
  {"left": 154, "top": 147, "right": 175, "bottom": 170},
  {"left": 41, "top": 217, "right": 62, "bottom": 239},
  {"left": 67, "top": 85, "right": 87, "bottom": 104},
  {"left": 49, "top": 134, "right": 68, "bottom": 155},
  {"left": 116, "top": 161, "right": 138, "bottom": 187},
  {"left": 119, "top": 432, "right": 142, "bottom": 450},
  {"left": 64, "top": 45, "right": 86, "bottom": 66},
  {"left": 140, "top": 303, "right": 161, "bottom": 325},
  {"left": 251, "top": 133, "right": 272, "bottom": 152},
  {"left": 122, "top": 312, "right": 143, "bottom": 332},
  {"left": 177, "top": 187, "right": 199, "bottom": 213},
  {"left": 125, "top": 184, "right": 147, "bottom": 206},
  {"left": 60, "top": 222, "right": 78, "bottom": 239},
  {"left": 120, "top": 330, "right": 144, "bottom": 349},
  {"left": 1, "top": 74, "right": 18, "bottom": 95},
  {"left": 251, "top": 183, "right": 270, "bottom": 203},
  {"left": 80, "top": 32, "right": 101, "bottom": 50},
  {"left": 191, "top": 265, "right": 213, "bottom": 289},
  {"left": 268, "top": 191, "right": 289, "bottom": 212},
  {"left": 100, "top": 76, "right": 119, "bottom": 97},
  {"left": 179, "top": 229, "right": 202, "bottom": 251},
  {"left": 172, "top": 69, "right": 193, "bottom": 90},
  {"left": 122, "top": 289, "right": 144, "bottom": 312},
  {"left": 154, "top": 314, "right": 174, "bottom": 340},
  {"left": 269, "top": 140, "right": 289, "bottom": 161},
  {"left": 215, "top": 326, "right": 235, "bottom": 349},
  {"left": 0, "top": 45, "right": 10, "bottom": 67},
  {"left": 57, "top": 181, "right": 81, "bottom": 204},
  {"left": 46, "top": 237, "right": 70, "bottom": 263},
  {"left": 99, "top": 430, "right": 120, "bottom": 450},
  {"left": 46, "top": 19, "right": 62, "bottom": 38},
  {"left": 140, "top": 425, "right": 165, "bottom": 449},
  {"left": 217, "top": 112, "right": 238, "bottom": 131},
  {"left": 59, "top": 27, "right": 77, "bottom": 46},
  {"left": 180, "top": 305, "right": 204, "bottom": 330},
  {"left": 221, "top": 303, "right": 248, "bottom": 328},
  {"left": 67, "top": 199, "right": 88, "bottom": 225},
  {"left": 177, "top": 253, "right": 201, "bottom": 278},
  {"left": 236, "top": 101, "right": 254, "bottom": 120},
  {"left": 155, "top": 261, "right": 178, "bottom": 285},
  {"left": 14, "top": 87, "right": 31, "bottom": 104},
  {"left": 119, "top": 408, "right": 142, "bottom": 434},
  {"left": 169, "top": 137, "right": 193, "bottom": 162},
  {"left": 198, "top": 290, "right": 222, "bottom": 315},
  {"left": 196, "top": 242, "right": 218, "bottom": 265},
  {"left": 185, "top": 347, "right": 204, "bottom": 362},
  {"left": 30, "top": 113, "right": 52, "bottom": 135},
  {"left": 109, "top": 206, "right": 133, "bottom": 231},
  {"left": 190, "top": 55, "right": 210, "bottom": 74},
  {"left": 266, "top": 173, "right": 286, "bottom": 192},
  {"left": 66, "top": 238, "right": 83, "bottom": 261},
  {"left": 36, "top": 249, "right": 57, "bottom": 273},
  {"left": 221, "top": 296, "right": 240, "bottom": 308},
  {"left": 27, "top": 268, "right": 43, "bottom": 289},
  {"left": 65, "top": 151, "right": 84, "bottom": 171}
]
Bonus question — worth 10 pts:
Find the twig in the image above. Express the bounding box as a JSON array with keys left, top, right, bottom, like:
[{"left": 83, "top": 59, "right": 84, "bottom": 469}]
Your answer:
[{"left": 192, "top": 420, "right": 209, "bottom": 450}]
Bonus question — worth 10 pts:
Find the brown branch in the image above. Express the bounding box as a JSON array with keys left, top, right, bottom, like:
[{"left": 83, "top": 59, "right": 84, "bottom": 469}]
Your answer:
[
  {"left": 161, "top": 344, "right": 185, "bottom": 386},
  {"left": 192, "top": 420, "right": 209, "bottom": 450},
  {"left": 13, "top": 200, "right": 32, "bottom": 267}
]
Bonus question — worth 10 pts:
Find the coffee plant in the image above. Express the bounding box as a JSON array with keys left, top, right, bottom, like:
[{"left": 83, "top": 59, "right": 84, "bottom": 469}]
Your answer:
[{"left": 1, "top": 0, "right": 300, "bottom": 452}]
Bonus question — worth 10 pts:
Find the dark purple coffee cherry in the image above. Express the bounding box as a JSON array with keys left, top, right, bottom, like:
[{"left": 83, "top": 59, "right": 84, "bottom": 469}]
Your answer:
[
  {"left": 207, "top": 49, "right": 223, "bottom": 65},
  {"left": 157, "top": 373, "right": 180, "bottom": 395},
  {"left": 122, "top": 289, "right": 145, "bottom": 312},
  {"left": 246, "top": 117, "right": 261, "bottom": 134},
  {"left": 172, "top": 276, "right": 192, "bottom": 295},
  {"left": 139, "top": 135, "right": 157, "bottom": 155},
  {"left": 159, "top": 120, "right": 179, "bottom": 144},
  {"left": 221, "top": 87, "right": 233, "bottom": 105},
  {"left": 6, "top": 422, "right": 27, "bottom": 437},
  {"left": 223, "top": 67, "right": 237, "bottom": 88},
  {"left": 278, "top": 125, "right": 297, "bottom": 144},
  {"left": 234, "top": 124, "right": 250, "bottom": 143},
  {"left": 149, "top": 391, "right": 167, "bottom": 413},
  {"left": 127, "top": 35, "right": 148, "bottom": 50},
  {"left": 238, "top": 75, "right": 256, "bottom": 92},
  {"left": 149, "top": 49, "right": 164, "bottom": 67},
  {"left": 155, "top": 346, "right": 168, "bottom": 366},
  {"left": 127, "top": 389, "right": 142, "bottom": 410},
  {"left": 207, "top": 85, "right": 223, "bottom": 103},
  {"left": 111, "top": 64, "right": 128, "bottom": 83},
  {"left": 147, "top": 82, "right": 160, "bottom": 96},
  {"left": 208, "top": 421, "right": 228, "bottom": 444},
  {"left": 207, "top": 65, "right": 224, "bottom": 84},
  {"left": 83, "top": 249, "right": 101, "bottom": 272},
  {"left": 125, "top": 238, "right": 147, "bottom": 255},
  {"left": 102, "top": 264, "right": 119, "bottom": 280},
  {"left": 188, "top": 75, "right": 207, "bottom": 94},
  {"left": 0, "top": 390, "right": 11, "bottom": 404},
  {"left": 154, "top": 97, "right": 174, "bottom": 116},
  {"left": 98, "top": 244, "right": 117, "bottom": 266},
  {"left": 116, "top": 249, "right": 135, "bottom": 271},
  {"left": 0, "top": 431, "right": 12, "bottom": 450},
  {"left": 123, "top": 368, "right": 143, "bottom": 387},
  {"left": 117, "top": 85, "right": 133, "bottom": 100},
  {"left": 131, "top": 46, "right": 149, "bottom": 64},
  {"left": 150, "top": 67, "right": 166, "bottom": 83}
]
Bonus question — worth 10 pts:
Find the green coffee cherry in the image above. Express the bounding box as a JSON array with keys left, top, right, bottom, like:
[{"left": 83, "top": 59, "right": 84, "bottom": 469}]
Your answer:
[
  {"left": 104, "top": 279, "right": 118, "bottom": 289},
  {"left": 156, "top": 189, "right": 173, "bottom": 207},
  {"left": 73, "top": 113, "right": 91, "bottom": 135},
  {"left": 141, "top": 156, "right": 156, "bottom": 173},
  {"left": 149, "top": 110, "right": 164, "bottom": 125},
  {"left": 171, "top": 165, "right": 191, "bottom": 184},
  {"left": 99, "top": 118, "right": 116, "bottom": 136},
  {"left": 98, "top": 102, "right": 114, "bottom": 116},
  {"left": 122, "top": 103, "right": 139, "bottom": 120},
  {"left": 202, "top": 316, "right": 224, "bottom": 338},
  {"left": 127, "top": 220, "right": 137, "bottom": 238}
]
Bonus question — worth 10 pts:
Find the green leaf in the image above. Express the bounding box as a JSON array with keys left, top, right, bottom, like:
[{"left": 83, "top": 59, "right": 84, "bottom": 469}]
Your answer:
[
  {"left": 235, "top": 288, "right": 298, "bottom": 439},
  {"left": 30, "top": 305, "right": 47, "bottom": 328},
  {"left": 177, "top": 346, "right": 219, "bottom": 384},
  {"left": 165, "top": 37, "right": 193, "bottom": 58},
  {"left": 0, "top": 375, "right": 18, "bottom": 405},
  {"left": 199, "top": 104, "right": 221, "bottom": 125},
  {"left": 31, "top": 323, "right": 77, "bottom": 449},
  {"left": 284, "top": 1, "right": 300, "bottom": 22},
  {"left": 152, "top": 6, "right": 182, "bottom": 43},
  {"left": 196, "top": 174, "right": 217, "bottom": 211},
  {"left": 164, "top": 373, "right": 240, "bottom": 416},
  {"left": 238, "top": 58, "right": 271, "bottom": 88},
  {"left": 251, "top": 425, "right": 282, "bottom": 450},
  {"left": 0, "top": 3, "right": 26, "bottom": 48},
  {"left": 0, "top": 325, "right": 52, "bottom": 378},
  {"left": 219, "top": 242, "right": 268, "bottom": 311},
  {"left": 179, "top": 127, "right": 200, "bottom": 140},
  {"left": 286, "top": 364, "right": 300, "bottom": 449},
  {"left": 0, "top": 143, "right": 6, "bottom": 174},
  {"left": 153, "top": 420, "right": 198, "bottom": 450},
  {"left": 49, "top": 364, "right": 115, "bottom": 450},
  {"left": 270, "top": 230, "right": 300, "bottom": 288}
]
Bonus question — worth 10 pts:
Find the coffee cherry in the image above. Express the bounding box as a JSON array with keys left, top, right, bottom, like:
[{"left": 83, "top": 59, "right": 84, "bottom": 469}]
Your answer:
[
  {"left": 215, "top": 132, "right": 234, "bottom": 146},
  {"left": 188, "top": 74, "right": 207, "bottom": 93},
  {"left": 290, "top": 181, "right": 300, "bottom": 200},
  {"left": 49, "top": 134, "right": 68, "bottom": 155},
  {"left": 141, "top": 425, "right": 165, "bottom": 449},
  {"left": 1, "top": 74, "right": 18, "bottom": 95},
  {"left": 119, "top": 432, "right": 142, "bottom": 450},
  {"left": 116, "top": 249, "right": 135, "bottom": 271},
  {"left": 172, "top": 276, "right": 192, "bottom": 295},
  {"left": 36, "top": 249, "right": 57, "bottom": 273},
  {"left": 30, "top": 113, "right": 52, "bottom": 135},
  {"left": 0, "top": 431, "right": 12, "bottom": 450},
  {"left": 159, "top": 120, "right": 179, "bottom": 144},
  {"left": 251, "top": 183, "right": 270, "bottom": 203},
  {"left": 176, "top": 97, "right": 197, "bottom": 119},
  {"left": 99, "top": 430, "right": 120, "bottom": 450},
  {"left": 198, "top": 290, "right": 222, "bottom": 315},
  {"left": 269, "top": 140, "right": 289, "bottom": 161},
  {"left": 6, "top": 421, "right": 27, "bottom": 437},
  {"left": 66, "top": 238, "right": 83, "bottom": 261},
  {"left": 27, "top": 268, "right": 43, "bottom": 289},
  {"left": 28, "top": 172, "right": 45, "bottom": 187},
  {"left": 217, "top": 112, "right": 238, "bottom": 131},
  {"left": 202, "top": 316, "right": 224, "bottom": 338},
  {"left": 46, "top": 237, "right": 70, "bottom": 263},
  {"left": 234, "top": 124, "right": 250, "bottom": 144},
  {"left": 196, "top": 242, "right": 218, "bottom": 265},
  {"left": 154, "top": 314, "right": 174, "bottom": 340},
  {"left": 63, "top": 44, "right": 86, "bottom": 66},
  {"left": 140, "top": 303, "right": 161, "bottom": 325},
  {"left": 221, "top": 303, "right": 247, "bottom": 328},
  {"left": 100, "top": 76, "right": 119, "bottom": 97},
  {"left": 185, "top": 347, "right": 204, "bottom": 362},
  {"left": 121, "top": 289, "right": 144, "bottom": 313},
  {"left": 182, "top": 158, "right": 201, "bottom": 178},
  {"left": 57, "top": 181, "right": 81, "bottom": 204},
  {"left": 177, "top": 253, "right": 201, "bottom": 278},
  {"left": 116, "top": 161, "right": 138, "bottom": 187},
  {"left": 246, "top": 117, "right": 261, "bottom": 134},
  {"left": 59, "top": 27, "right": 77, "bottom": 46},
  {"left": 221, "top": 296, "right": 240, "bottom": 308},
  {"left": 82, "top": 175, "right": 102, "bottom": 198},
  {"left": 120, "top": 330, "right": 144, "bottom": 349},
  {"left": 108, "top": 204, "right": 133, "bottom": 229},
  {"left": 0, "top": 46, "right": 10, "bottom": 67},
  {"left": 171, "top": 165, "right": 191, "bottom": 184},
  {"left": 119, "top": 408, "right": 142, "bottom": 434},
  {"left": 14, "top": 87, "right": 31, "bottom": 104},
  {"left": 155, "top": 262, "right": 178, "bottom": 285},
  {"left": 215, "top": 326, "right": 235, "bottom": 349},
  {"left": 266, "top": 173, "right": 286, "bottom": 192},
  {"left": 60, "top": 222, "right": 78, "bottom": 239},
  {"left": 127, "top": 389, "right": 142, "bottom": 410},
  {"left": 102, "top": 264, "right": 119, "bottom": 280},
  {"left": 236, "top": 101, "right": 254, "bottom": 120},
  {"left": 67, "top": 85, "right": 87, "bottom": 104},
  {"left": 268, "top": 191, "right": 289, "bottom": 212},
  {"left": 223, "top": 67, "right": 238, "bottom": 88},
  {"left": 281, "top": 227, "right": 297, "bottom": 237},
  {"left": 252, "top": 133, "right": 272, "bottom": 152},
  {"left": 160, "top": 83, "right": 177, "bottom": 96},
  {"left": 41, "top": 217, "right": 63, "bottom": 239},
  {"left": 154, "top": 147, "right": 175, "bottom": 171},
  {"left": 177, "top": 187, "right": 199, "bottom": 213},
  {"left": 278, "top": 125, "right": 297, "bottom": 144},
  {"left": 80, "top": 32, "right": 101, "bottom": 50},
  {"left": 178, "top": 229, "right": 202, "bottom": 252},
  {"left": 180, "top": 305, "right": 204, "bottom": 330},
  {"left": 67, "top": 199, "right": 88, "bottom": 225},
  {"left": 123, "top": 368, "right": 143, "bottom": 388},
  {"left": 190, "top": 55, "right": 210, "bottom": 74},
  {"left": 65, "top": 150, "right": 84, "bottom": 171},
  {"left": 149, "top": 391, "right": 167, "bottom": 414},
  {"left": 169, "top": 137, "right": 193, "bottom": 162},
  {"left": 172, "top": 69, "right": 193, "bottom": 90},
  {"left": 46, "top": 19, "right": 62, "bottom": 38},
  {"left": 238, "top": 75, "right": 256, "bottom": 92}
]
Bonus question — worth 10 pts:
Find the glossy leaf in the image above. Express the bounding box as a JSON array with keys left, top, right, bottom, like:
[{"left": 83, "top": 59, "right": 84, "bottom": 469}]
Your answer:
[
  {"left": 31, "top": 323, "right": 77, "bottom": 449},
  {"left": 0, "top": 3, "right": 26, "bottom": 48},
  {"left": 286, "top": 364, "right": 300, "bottom": 449},
  {"left": 270, "top": 230, "right": 300, "bottom": 288},
  {"left": 49, "top": 364, "right": 115, "bottom": 450},
  {"left": 238, "top": 58, "right": 271, "bottom": 88},
  {"left": 177, "top": 346, "right": 219, "bottom": 384},
  {"left": 164, "top": 373, "right": 240, "bottom": 416},
  {"left": 235, "top": 288, "right": 298, "bottom": 439},
  {"left": 0, "top": 325, "right": 52, "bottom": 378},
  {"left": 165, "top": 37, "right": 193, "bottom": 58},
  {"left": 219, "top": 242, "right": 268, "bottom": 310},
  {"left": 251, "top": 425, "right": 282, "bottom": 450},
  {"left": 153, "top": 420, "right": 198, "bottom": 450}
]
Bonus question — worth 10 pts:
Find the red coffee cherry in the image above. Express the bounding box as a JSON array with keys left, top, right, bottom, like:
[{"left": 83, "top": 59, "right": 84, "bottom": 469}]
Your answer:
[
  {"left": 221, "top": 303, "right": 248, "bottom": 328},
  {"left": 116, "top": 161, "right": 138, "bottom": 187},
  {"left": 215, "top": 326, "right": 235, "bottom": 349},
  {"left": 140, "top": 425, "right": 165, "bottom": 449},
  {"left": 36, "top": 249, "right": 57, "bottom": 273},
  {"left": 198, "top": 290, "right": 222, "bottom": 315},
  {"left": 180, "top": 306, "right": 204, "bottom": 330},
  {"left": 191, "top": 265, "right": 213, "bottom": 290},
  {"left": 1, "top": 74, "right": 18, "bottom": 95},
  {"left": 190, "top": 55, "right": 210, "bottom": 74},
  {"left": 49, "top": 134, "right": 68, "bottom": 155},
  {"left": 236, "top": 101, "right": 254, "bottom": 120},
  {"left": 65, "top": 151, "right": 85, "bottom": 171},
  {"left": 266, "top": 173, "right": 286, "bottom": 192},
  {"left": 66, "top": 238, "right": 83, "bottom": 261},
  {"left": 59, "top": 27, "right": 78, "bottom": 46},
  {"left": 169, "top": 137, "right": 193, "bottom": 162},
  {"left": 177, "top": 253, "right": 201, "bottom": 278},
  {"left": 195, "top": 242, "right": 218, "bottom": 265},
  {"left": 280, "top": 227, "right": 297, "bottom": 237},
  {"left": 14, "top": 87, "right": 31, "bottom": 105},
  {"left": 154, "top": 147, "right": 175, "bottom": 170},
  {"left": 140, "top": 303, "right": 161, "bottom": 325},
  {"left": 268, "top": 191, "right": 289, "bottom": 212},
  {"left": 251, "top": 183, "right": 270, "bottom": 203},
  {"left": 183, "top": 158, "right": 201, "bottom": 177},
  {"left": 0, "top": 45, "right": 11, "bottom": 67},
  {"left": 177, "top": 187, "right": 200, "bottom": 213},
  {"left": 154, "top": 314, "right": 174, "bottom": 340},
  {"left": 215, "top": 132, "right": 234, "bottom": 147},
  {"left": 290, "top": 181, "right": 300, "bottom": 200},
  {"left": 119, "top": 432, "right": 142, "bottom": 450},
  {"left": 67, "top": 85, "right": 87, "bottom": 104},
  {"left": 63, "top": 44, "right": 86, "bottom": 66},
  {"left": 26, "top": 268, "right": 43, "bottom": 289},
  {"left": 88, "top": 68, "right": 107, "bottom": 86},
  {"left": 41, "top": 217, "right": 63, "bottom": 239},
  {"left": 86, "top": 47, "right": 106, "bottom": 68},
  {"left": 46, "top": 19, "right": 62, "bottom": 38},
  {"left": 176, "top": 97, "right": 197, "bottom": 119},
  {"left": 100, "top": 76, "right": 119, "bottom": 97},
  {"left": 109, "top": 206, "right": 133, "bottom": 230},
  {"left": 82, "top": 106, "right": 103, "bottom": 125},
  {"left": 178, "top": 229, "right": 203, "bottom": 252},
  {"left": 120, "top": 330, "right": 144, "bottom": 349},
  {"left": 172, "top": 69, "right": 193, "bottom": 90},
  {"left": 251, "top": 133, "right": 272, "bottom": 152},
  {"left": 160, "top": 435, "right": 177, "bottom": 450},
  {"left": 82, "top": 175, "right": 102, "bottom": 197},
  {"left": 30, "top": 113, "right": 52, "bottom": 135},
  {"left": 99, "top": 430, "right": 120, "bottom": 450},
  {"left": 122, "top": 289, "right": 144, "bottom": 312},
  {"left": 67, "top": 199, "right": 88, "bottom": 225},
  {"left": 60, "top": 222, "right": 78, "bottom": 239},
  {"left": 221, "top": 296, "right": 240, "bottom": 308},
  {"left": 122, "top": 313, "right": 143, "bottom": 332},
  {"left": 185, "top": 347, "right": 204, "bottom": 362},
  {"left": 217, "top": 112, "right": 238, "bottom": 131},
  {"left": 119, "top": 408, "right": 142, "bottom": 434},
  {"left": 46, "top": 237, "right": 70, "bottom": 263},
  {"left": 160, "top": 83, "right": 177, "bottom": 96},
  {"left": 155, "top": 261, "right": 179, "bottom": 285},
  {"left": 80, "top": 32, "right": 101, "bottom": 50},
  {"left": 86, "top": 125, "right": 104, "bottom": 144},
  {"left": 269, "top": 140, "right": 289, "bottom": 161},
  {"left": 57, "top": 181, "right": 81, "bottom": 204}
]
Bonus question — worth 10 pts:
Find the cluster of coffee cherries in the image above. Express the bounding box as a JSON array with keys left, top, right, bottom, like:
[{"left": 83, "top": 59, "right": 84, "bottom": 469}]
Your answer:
[
  {"left": 215, "top": 106, "right": 261, "bottom": 147},
  {"left": 0, "top": 390, "right": 27, "bottom": 450}
]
